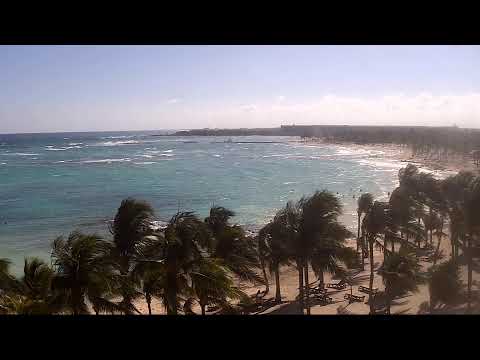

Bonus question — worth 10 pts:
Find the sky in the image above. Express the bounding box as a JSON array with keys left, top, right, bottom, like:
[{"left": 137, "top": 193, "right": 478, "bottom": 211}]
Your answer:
[{"left": 0, "top": 45, "right": 479, "bottom": 133}]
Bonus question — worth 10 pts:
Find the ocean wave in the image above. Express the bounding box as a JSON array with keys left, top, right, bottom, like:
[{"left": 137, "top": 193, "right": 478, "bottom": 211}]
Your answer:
[
  {"left": 213, "top": 154, "right": 222, "bottom": 157},
  {"left": 158, "top": 153, "right": 174, "bottom": 157},
  {"left": 134, "top": 161, "right": 157, "bottom": 165},
  {"left": 163, "top": 149, "right": 174, "bottom": 153},
  {"left": 0, "top": 162, "right": 6, "bottom": 165},
  {"left": 357, "top": 159, "right": 404, "bottom": 169},
  {"left": 4, "top": 153, "right": 40, "bottom": 156},
  {"left": 82, "top": 158, "right": 131, "bottom": 164},
  {"left": 98, "top": 140, "right": 139, "bottom": 146},
  {"left": 45, "top": 146, "right": 82, "bottom": 151},
  {"left": 68, "top": 142, "right": 83, "bottom": 146},
  {"left": 139, "top": 154, "right": 153, "bottom": 158}
]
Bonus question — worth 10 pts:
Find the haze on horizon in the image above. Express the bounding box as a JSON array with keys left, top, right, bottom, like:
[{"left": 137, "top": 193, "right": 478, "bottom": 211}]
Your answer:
[{"left": 0, "top": 45, "right": 479, "bottom": 134}]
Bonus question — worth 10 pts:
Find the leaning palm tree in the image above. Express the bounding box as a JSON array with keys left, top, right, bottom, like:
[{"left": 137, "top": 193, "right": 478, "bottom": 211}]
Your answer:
[
  {"left": 258, "top": 212, "right": 292, "bottom": 303},
  {"left": 204, "top": 206, "right": 264, "bottom": 285},
  {"left": 109, "top": 198, "right": 155, "bottom": 312},
  {"left": 428, "top": 260, "right": 462, "bottom": 312},
  {"left": 50, "top": 231, "right": 121, "bottom": 315},
  {"left": 291, "top": 190, "right": 350, "bottom": 314},
  {"left": 189, "top": 257, "right": 248, "bottom": 315},
  {"left": 357, "top": 193, "right": 374, "bottom": 260},
  {"left": 150, "top": 211, "right": 207, "bottom": 315},
  {"left": 363, "top": 201, "right": 388, "bottom": 314},
  {"left": 378, "top": 249, "right": 420, "bottom": 314}
]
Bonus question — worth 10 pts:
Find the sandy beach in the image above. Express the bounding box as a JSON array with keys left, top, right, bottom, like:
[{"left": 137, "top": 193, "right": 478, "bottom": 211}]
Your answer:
[{"left": 130, "top": 140, "right": 479, "bottom": 315}]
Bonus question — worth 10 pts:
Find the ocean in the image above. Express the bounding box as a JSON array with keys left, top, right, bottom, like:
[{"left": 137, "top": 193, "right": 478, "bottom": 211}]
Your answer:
[{"left": 0, "top": 131, "right": 402, "bottom": 274}]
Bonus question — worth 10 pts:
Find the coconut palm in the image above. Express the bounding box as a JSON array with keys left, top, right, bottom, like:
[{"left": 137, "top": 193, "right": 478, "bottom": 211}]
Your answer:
[
  {"left": 363, "top": 201, "right": 388, "bottom": 314},
  {"left": 442, "top": 171, "right": 478, "bottom": 312},
  {"left": 290, "top": 190, "right": 351, "bottom": 314},
  {"left": 204, "top": 206, "right": 263, "bottom": 285},
  {"left": 428, "top": 260, "right": 462, "bottom": 312},
  {"left": 148, "top": 211, "right": 207, "bottom": 315},
  {"left": 258, "top": 211, "right": 292, "bottom": 303},
  {"left": 50, "top": 231, "right": 121, "bottom": 315},
  {"left": 378, "top": 249, "right": 419, "bottom": 314},
  {"left": 357, "top": 193, "right": 373, "bottom": 269},
  {"left": 109, "top": 198, "right": 155, "bottom": 312},
  {"left": 189, "top": 257, "right": 248, "bottom": 315}
]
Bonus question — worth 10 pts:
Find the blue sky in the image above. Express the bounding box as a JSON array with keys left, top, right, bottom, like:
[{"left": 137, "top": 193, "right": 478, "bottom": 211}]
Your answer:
[{"left": 1, "top": 45, "right": 479, "bottom": 133}]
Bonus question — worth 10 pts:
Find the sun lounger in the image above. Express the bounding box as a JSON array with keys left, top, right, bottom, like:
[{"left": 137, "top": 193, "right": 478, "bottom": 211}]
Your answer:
[
  {"left": 326, "top": 280, "right": 347, "bottom": 290},
  {"left": 419, "top": 256, "right": 432, "bottom": 262},
  {"left": 315, "top": 293, "right": 333, "bottom": 304},
  {"left": 358, "top": 285, "right": 378, "bottom": 295},
  {"left": 344, "top": 293, "right": 365, "bottom": 303}
]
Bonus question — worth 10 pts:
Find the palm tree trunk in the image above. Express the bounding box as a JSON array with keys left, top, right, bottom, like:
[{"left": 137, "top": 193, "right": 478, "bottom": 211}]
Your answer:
[
  {"left": 274, "top": 262, "right": 281, "bottom": 303},
  {"left": 260, "top": 256, "right": 269, "bottom": 295},
  {"left": 368, "top": 237, "right": 375, "bottom": 314},
  {"left": 357, "top": 213, "right": 361, "bottom": 252},
  {"left": 297, "top": 260, "right": 304, "bottom": 312},
  {"left": 385, "top": 284, "right": 391, "bottom": 314},
  {"left": 201, "top": 304, "right": 206, "bottom": 315},
  {"left": 467, "top": 234, "right": 472, "bottom": 313},
  {"left": 319, "top": 268, "right": 325, "bottom": 289},
  {"left": 304, "top": 261, "right": 310, "bottom": 315},
  {"left": 361, "top": 235, "right": 365, "bottom": 270},
  {"left": 146, "top": 295, "right": 152, "bottom": 315}
]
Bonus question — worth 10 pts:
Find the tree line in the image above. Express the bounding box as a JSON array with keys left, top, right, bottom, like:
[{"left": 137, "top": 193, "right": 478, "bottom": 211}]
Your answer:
[{"left": 1, "top": 164, "right": 479, "bottom": 314}]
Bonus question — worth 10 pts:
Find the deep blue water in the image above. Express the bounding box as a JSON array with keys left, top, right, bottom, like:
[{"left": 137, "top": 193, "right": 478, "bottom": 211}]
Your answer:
[{"left": 0, "top": 131, "right": 401, "bottom": 274}]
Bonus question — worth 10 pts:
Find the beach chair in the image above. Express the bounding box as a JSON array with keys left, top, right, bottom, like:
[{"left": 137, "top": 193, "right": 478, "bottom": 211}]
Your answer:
[
  {"left": 315, "top": 293, "right": 333, "bottom": 304},
  {"left": 344, "top": 293, "right": 365, "bottom": 303},
  {"left": 419, "top": 256, "right": 432, "bottom": 262},
  {"left": 326, "top": 279, "right": 347, "bottom": 290},
  {"left": 358, "top": 285, "right": 378, "bottom": 295}
]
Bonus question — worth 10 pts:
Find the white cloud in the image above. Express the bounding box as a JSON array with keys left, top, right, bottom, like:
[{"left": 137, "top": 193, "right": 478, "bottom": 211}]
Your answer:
[
  {"left": 166, "top": 98, "right": 181, "bottom": 104},
  {"left": 1, "top": 93, "right": 479, "bottom": 133}
]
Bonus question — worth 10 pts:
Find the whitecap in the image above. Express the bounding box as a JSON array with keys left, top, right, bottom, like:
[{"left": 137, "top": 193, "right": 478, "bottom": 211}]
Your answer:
[
  {"left": 68, "top": 142, "right": 83, "bottom": 146},
  {"left": 0, "top": 162, "right": 6, "bottom": 165},
  {"left": 213, "top": 154, "right": 222, "bottom": 157},
  {"left": 8, "top": 153, "right": 40, "bottom": 156},
  {"left": 163, "top": 149, "right": 174, "bottom": 153},
  {"left": 134, "top": 161, "right": 157, "bottom": 165},
  {"left": 98, "top": 140, "right": 139, "bottom": 146},
  {"left": 82, "top": 158, "right": 131, "bottom": 164},
  {"left": 158, "top": 154, "right": 174, "bottom": 157}
]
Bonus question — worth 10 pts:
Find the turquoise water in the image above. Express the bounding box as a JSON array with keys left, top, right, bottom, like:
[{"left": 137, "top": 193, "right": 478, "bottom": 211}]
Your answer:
[{"left": 0, "top": 131, "right": 401, "bottom": 274}]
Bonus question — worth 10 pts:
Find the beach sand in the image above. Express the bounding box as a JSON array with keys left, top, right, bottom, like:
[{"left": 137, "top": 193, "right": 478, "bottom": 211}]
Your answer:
[{"left": 132, "top": 141, "right": 480, "bottom": 315}]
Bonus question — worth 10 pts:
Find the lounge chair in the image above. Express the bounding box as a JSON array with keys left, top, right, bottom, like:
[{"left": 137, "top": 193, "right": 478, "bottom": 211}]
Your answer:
[
  {"left": 326, "top": 280, "right": 347, "bottom": 290},
  {"left": 315, "top": 293, "right": 333, "bottom": 304},
  {"left": 358, "top": 285, "right": 378, "bottom": 295},
  {"left": 344, "top": 293, "right": 365, "bottom": 303}
]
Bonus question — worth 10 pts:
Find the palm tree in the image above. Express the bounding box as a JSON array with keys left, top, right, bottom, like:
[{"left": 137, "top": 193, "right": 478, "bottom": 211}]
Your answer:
[
  {"left": 204, "top": 206, "right": 263, "bottom": 285},
  {"left": 357, "top": 193, "right": 374, "bottom": 259},
  {"left": 189, "top": 257, "right": 247, "bottom": 315},
  {"left": 442, "top": 171, "right": 478, "bottom": 312},
  {"left": 428, "top": 260, "right": 462, "bottom": 312},
  {"left": 291, "top": 190, "right": 351, "bottom": 314},
  {"left": 363, "top": 201, "right": 388, "bottom": 314},
  {"left": 50, "top": 231, "right": 121, "bottom": 315},
  {"left": 152, "top": 211, "right": 207, "bottom": 315},
  {"left": 378, "top": 249, "right": 419, "bottom": 314},
  {"left": 258, "top": 211, "right": 292, "bottom": 303},
  {"left": 110, "top": 198, "right": 155, "bottom": 312}
]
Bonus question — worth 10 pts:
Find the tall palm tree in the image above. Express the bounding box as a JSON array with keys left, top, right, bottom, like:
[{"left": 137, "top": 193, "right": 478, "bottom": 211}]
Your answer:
[
  {"left": 50, "top": 231, "right": 121, "bottom": 315},
  {"left": 442, "top": 171, "right": 478, "bottom": 312},
  {"left": 291, "top": 190, "right": 350, "bottom": 314},
  {"left": 378, "top": 249, "right": 419, "bottom": 314},
  {"left": 428, "top": 260, "right": 462, "bottom": 312},
  {"left": 357, "top": 193, "right": 374, "bottom": 258},
  {"left": 189, "top": 257, "right": 247, "bottom": 315},
  {"left": 258, "top": 212, "right": 292, "bottom": 303},
  {"left": 363, "top": 201, "right": 388, "bottom": 314},
  {"left": 150, "top": 211, "right": 207, "bottom": 315},
  {"left": 110, "top": 198, "right": 155, "bottom": 312},
  {"left": 204, "top": 206, "right": 263, "bottom": 285}
]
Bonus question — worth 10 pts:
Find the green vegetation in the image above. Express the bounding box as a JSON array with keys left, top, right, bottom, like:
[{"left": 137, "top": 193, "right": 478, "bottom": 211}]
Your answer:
[{"left": 1, "top": 164, "right": 479, "bottom": 315}]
